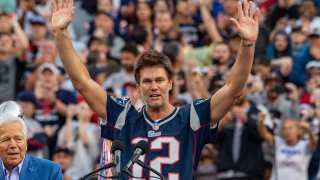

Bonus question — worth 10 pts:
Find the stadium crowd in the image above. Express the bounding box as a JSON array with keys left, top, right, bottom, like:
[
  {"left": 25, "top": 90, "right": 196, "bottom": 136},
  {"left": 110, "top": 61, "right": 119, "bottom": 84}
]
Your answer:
[{"left": 0, "top": 0, "right": 319, "bottom": 179}]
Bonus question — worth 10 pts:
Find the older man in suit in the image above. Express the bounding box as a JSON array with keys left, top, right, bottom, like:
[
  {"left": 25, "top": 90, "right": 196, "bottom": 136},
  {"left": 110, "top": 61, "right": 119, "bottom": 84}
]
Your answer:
[{"left": 0, "top": 101, "right": 62, "bottom": 180}]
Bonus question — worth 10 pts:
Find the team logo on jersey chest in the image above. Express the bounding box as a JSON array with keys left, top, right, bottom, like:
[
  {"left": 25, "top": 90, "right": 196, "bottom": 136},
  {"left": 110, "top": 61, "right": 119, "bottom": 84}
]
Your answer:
[
  {"left": 152, "top": 123, "right": 159, "bottom": 131},
  {"left": 148, "top": 130, "right": 161, "bottom": 137}
]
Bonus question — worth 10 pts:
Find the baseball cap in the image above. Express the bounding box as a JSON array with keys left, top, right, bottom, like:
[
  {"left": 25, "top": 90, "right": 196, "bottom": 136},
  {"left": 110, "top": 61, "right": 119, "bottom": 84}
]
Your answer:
[
  {"left": 17, "top": 91, "right": 41, "bottom": 108},
  {"left": 53, "top": 147, "right": 74, "bottom": 156},
  {"left": 38, "top": 63, "right": 60, "bottom": 75},
  {"left": 291, "top": 25, "right": 302, "bottom": 32},
  {"left": 308, "top": 27, "right": 320, "bottom": 37},
  {"left": 306, "top": 61, "right": 320, "bottom": 70},
  {"left": 29, "top": 15, "right": 46, "bottom": 26}
]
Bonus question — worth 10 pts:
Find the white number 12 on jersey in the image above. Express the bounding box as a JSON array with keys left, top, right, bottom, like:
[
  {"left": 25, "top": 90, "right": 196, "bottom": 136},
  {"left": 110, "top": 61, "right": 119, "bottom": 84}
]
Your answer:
[{"left": 131, "top": 137, "right": 180, "bottom": 180}]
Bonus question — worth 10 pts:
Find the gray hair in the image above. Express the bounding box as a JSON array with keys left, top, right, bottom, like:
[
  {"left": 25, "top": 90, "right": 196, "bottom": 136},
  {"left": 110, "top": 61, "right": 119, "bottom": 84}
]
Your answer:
[{"left": 0, "top": 115, "right": 28, "bottom": 138}]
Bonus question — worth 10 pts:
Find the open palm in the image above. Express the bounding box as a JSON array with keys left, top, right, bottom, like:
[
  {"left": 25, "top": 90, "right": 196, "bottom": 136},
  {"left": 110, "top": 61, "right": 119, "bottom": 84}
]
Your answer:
[
  {"left": 230, "top": 0, "right": 260, "bottom": 42},
  {"left": 51, "top": 0, "right": 74, "bottom": 32}
]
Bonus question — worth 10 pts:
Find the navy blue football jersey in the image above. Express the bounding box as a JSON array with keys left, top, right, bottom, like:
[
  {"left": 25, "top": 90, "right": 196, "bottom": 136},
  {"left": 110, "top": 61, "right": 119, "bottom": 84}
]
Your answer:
[{"left": 100, "top": 95, "right": 217, "bottom": 179}]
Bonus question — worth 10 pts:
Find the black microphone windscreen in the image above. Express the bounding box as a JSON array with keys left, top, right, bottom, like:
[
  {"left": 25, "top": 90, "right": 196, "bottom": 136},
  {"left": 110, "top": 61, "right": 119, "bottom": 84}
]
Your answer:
[
  {"left": 111, "top": 140, "right": 125, "bottom": 154},
  {"left": 135, "top": 140, "right": 149, "bottom": 155}
]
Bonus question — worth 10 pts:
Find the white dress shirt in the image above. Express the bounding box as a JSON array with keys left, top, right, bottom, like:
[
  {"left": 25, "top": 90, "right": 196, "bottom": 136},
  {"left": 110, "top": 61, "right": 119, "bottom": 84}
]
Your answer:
[{"left": 2, "top": 158, "right": 24, "bottom": 180}]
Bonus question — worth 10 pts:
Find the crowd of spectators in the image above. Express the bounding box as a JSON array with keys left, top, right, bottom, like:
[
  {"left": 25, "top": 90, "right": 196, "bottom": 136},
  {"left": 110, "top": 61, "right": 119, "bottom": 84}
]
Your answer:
[{"left": 0, "top": 0, "right": 319, "bottom": 179}]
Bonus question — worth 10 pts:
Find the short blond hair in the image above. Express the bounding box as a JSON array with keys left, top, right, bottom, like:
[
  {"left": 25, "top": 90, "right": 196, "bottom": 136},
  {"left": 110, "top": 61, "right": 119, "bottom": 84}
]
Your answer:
[{"left": 281, "top": 119, "right": 302, "bottom": 139}]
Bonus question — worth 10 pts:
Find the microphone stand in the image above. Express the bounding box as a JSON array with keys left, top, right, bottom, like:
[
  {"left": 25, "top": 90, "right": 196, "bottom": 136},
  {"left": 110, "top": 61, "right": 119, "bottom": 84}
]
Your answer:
[
  {"left": 136, "top": 160, "right": 167, "bottom": 180},
  {"left": 79, "top": 162, "right": 117, "bottom": 180}
]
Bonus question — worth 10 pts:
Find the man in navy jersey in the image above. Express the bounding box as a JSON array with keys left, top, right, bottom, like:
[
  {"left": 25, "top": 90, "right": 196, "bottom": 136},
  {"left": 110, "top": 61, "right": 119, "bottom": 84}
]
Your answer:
[{"left": 51, "top": 0, "right": 260, "bottom": 179}]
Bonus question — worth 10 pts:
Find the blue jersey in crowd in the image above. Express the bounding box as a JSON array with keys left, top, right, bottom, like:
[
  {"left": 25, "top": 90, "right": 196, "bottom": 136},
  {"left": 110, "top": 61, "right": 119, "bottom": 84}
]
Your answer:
[{"left": 101, "top": 95, "right": 217, "bottom": 179}]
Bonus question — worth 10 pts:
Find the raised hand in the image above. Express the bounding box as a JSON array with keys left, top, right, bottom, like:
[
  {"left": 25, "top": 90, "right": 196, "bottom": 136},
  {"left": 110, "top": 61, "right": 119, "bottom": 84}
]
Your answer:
[
  {"left": 66, "top": 104, "right": 76, "bottom": 120},
  {"left": 51, "top": 0, "right": 74, "bottom": 32},
  {"left": 300, "top": 121, "right": 311, "bottom": 131},
  {"left": 230, "top": 0, "right": 259, "bottom": 42},
  {"left": 257, "top": 112, "right": 266, "bottom": 125}
]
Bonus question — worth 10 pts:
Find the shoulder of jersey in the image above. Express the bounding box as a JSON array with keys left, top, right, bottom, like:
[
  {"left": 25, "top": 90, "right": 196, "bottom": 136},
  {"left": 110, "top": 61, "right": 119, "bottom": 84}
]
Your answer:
[
  {"left": 111, "top": 96, "right": 129, "bottom": 106},
  {"left": 195, "top": 99, "right": 206, "bottom": 106}
]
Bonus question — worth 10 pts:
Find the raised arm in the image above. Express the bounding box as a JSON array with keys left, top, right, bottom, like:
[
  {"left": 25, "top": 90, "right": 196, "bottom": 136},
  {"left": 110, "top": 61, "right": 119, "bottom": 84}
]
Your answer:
[
  {"left": 51, "top": 0, "right": 107, "bottom": 119},
  {"left": 197, "top": 0, "right": 223, "bottom": 43},
  {"left": 300, "top": 121, "right": 317, "bottom": 152},
  {"left": 11, "top": 13, "right": 29, "bottom": 61},
  {"left": 257, "top": 113, "right": 274, "bottom": 146},
  {"left": 210, "top": 0, "right": 259, "bottom": 125}
]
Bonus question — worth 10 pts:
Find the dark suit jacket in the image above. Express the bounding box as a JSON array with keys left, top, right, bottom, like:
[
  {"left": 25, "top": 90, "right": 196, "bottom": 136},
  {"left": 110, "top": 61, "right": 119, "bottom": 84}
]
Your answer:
[{"left": 0, "top": 155, "right": 62, "bottom": 180}]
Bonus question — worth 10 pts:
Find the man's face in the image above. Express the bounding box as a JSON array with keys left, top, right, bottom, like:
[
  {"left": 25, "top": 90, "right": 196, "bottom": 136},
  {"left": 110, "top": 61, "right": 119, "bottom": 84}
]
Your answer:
[
  {"left": 291, "top": 31, "right": 306, "bottom": 47},
  {"left": 154, "top": 0, "right": 168, "bottom": 14},
  {"left": 120, "top": 51, "right": 136, "bottom": 72},
  {"left": 137, "top": 66, "right": 172, "bottom": 109},
  {"left": 42, "top": 40, "right": 57, "bottom": 58},
  {"left": 136, "top": 2, "right": 152, "bottom": 22},
  {"left": 39, "top": 69, "right": 58, "bottom": 88},
  {"left": 31, "top": 24, "right": 47, "bottom": 40},
  {"left": 155, "top": 13, "right": 173, "bottom": 34},
  {"left": 0, "top": 15, "right": 11, "bottom": 33},
  {"left": 0, "top": 122, "right": 27, "bottom": 171},
  {"left": 53, "top": 152, "right": 73, "bottom": 171},
  {"left": 176, "top": 1, "right": 189, "bottom": 16},
  {"left": 308, "top": 68, "right": 320, "bottom": 88},
  {"left": 274, "top": 34, "right": 288, "bottom": 53},
  {"left": 0, "top": 34, "right": 14, "bottom": 54},
  {"left": 19, "top": 101, "right": 35, "bottom": 118},
  {"left": 300, "top": 1, "right": 317, "bottom": 20},
  {"left": 97, "top": 0, "right": 113, "bottom": 12},
  {"left": 223, "top": 0, "right": 238, "bottom": 16},
  {"left": 214, "top": 44, "right": 230, "bottom": 64},
  {"left": 282, "top": 121, "right": 300, "bottom": 143},
  {"left": 95, "top": 14, "right": 114, "bottom": 35}
]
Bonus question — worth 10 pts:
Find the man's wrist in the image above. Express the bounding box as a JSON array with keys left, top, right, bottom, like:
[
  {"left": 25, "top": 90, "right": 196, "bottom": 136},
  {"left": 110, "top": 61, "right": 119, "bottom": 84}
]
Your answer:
[
  {"left": 241, "top": 40, "right": 256, "bottom": 48},
  {"left": 52, "top": 29, "right": 68, "bottom": 37}
]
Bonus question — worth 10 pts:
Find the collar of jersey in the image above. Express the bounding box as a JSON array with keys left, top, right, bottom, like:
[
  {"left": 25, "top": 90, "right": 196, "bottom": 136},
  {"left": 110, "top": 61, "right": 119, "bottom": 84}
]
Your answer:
[{"left": 142, "top": 106, "right": 180, "bottom": 127}]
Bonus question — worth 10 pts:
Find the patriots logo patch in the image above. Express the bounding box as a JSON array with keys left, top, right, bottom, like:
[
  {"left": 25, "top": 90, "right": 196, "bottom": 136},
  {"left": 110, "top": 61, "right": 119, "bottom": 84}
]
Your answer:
[
  {"left": 195, "top": 99, "right": 205, "bottom": 105},
  {"left": 111, "top": 96, "right": 128, "bottom": 106}
]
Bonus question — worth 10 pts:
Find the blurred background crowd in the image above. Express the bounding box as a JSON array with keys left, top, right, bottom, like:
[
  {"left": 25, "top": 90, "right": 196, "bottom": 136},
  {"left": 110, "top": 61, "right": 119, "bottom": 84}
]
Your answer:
[{"left": 0, "top": 0, "right": 319, "bottom": 179}]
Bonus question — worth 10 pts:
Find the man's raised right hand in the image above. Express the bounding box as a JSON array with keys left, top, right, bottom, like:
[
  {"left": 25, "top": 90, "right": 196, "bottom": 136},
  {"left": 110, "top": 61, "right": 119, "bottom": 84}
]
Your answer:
[{"left": 51, "top": 0, "right": 74, "bottom": 33}]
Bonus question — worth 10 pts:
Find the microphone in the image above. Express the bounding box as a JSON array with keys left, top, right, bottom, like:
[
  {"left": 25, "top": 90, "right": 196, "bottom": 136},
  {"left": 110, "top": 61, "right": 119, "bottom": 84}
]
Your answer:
[
  {"left": 78, "top": 163, "right": 115, "bottom": 180},
  {"left": 122, "top": 140, "right": 149, "bottom": 174},
  {"left": 136, "top": 160, "right": 167, "bottom": 180},
  {"left": 111, "top": 140, "right": 125, "bottom": 176}
]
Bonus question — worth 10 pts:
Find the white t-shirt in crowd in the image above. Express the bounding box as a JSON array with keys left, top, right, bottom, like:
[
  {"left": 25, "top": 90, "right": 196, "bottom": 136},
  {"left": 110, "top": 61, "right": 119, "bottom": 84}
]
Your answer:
[{"left": 270, "top": 136, "right": 312, "bottom": 180}]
